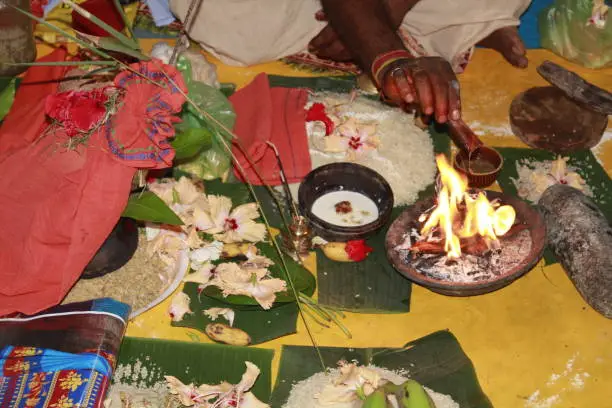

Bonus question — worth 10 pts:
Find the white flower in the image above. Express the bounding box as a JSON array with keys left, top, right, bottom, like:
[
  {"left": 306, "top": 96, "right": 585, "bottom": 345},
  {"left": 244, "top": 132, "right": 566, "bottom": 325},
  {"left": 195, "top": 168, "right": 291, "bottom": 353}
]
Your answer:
[
  {"left": 168, "top": 292, "right": 192, "bottom": 322},
  {"left": 317, "top": 362, "right": 384, "bottom": 404},
  {"left": 196, "top": 195, "right": 267, "bottom": 244},
  {"left": 204, "top": 308, "right": 235, "bottom": 327},
  {"left": 207, "top": 263, "right": 286, "bottom": 310},
  {"left": 165, "top": 376, "right": 200, "bottom": 406},
  {"left": 184, "top": 262, "right": 215, "bottom": 286},
  {"left": 165, "top": 362, "right": 269, "bottom": 408},
  {"left": 190, "top": 241, "right": 224, "bottom": 269}
]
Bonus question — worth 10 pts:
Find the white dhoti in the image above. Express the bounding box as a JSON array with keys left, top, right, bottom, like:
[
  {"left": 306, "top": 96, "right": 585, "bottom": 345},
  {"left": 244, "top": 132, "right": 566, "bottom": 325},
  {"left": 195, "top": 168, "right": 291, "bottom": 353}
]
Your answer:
[{"left": 170, "top": 0, "right": 531, "bottom": 69}]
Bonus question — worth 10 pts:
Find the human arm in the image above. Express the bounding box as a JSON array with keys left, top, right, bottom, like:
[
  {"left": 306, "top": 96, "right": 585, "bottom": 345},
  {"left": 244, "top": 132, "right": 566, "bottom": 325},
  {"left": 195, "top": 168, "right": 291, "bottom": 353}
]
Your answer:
[{"left": 316, "top": 0, "right": 461, "bottom": 123}]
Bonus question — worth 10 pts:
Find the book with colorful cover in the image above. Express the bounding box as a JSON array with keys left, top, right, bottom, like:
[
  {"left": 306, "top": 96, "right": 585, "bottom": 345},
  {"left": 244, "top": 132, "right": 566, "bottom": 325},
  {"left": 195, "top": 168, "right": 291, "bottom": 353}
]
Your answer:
[{"left": 0, "top": 298, "right": 129, "bottom": 408}]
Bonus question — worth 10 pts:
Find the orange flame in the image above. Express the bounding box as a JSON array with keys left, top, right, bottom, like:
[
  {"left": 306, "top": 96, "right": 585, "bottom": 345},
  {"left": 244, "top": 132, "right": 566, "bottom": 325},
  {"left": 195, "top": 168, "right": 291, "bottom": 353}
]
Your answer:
[{"left": 421, "top": 155, "right": 516, "bottom": 259}]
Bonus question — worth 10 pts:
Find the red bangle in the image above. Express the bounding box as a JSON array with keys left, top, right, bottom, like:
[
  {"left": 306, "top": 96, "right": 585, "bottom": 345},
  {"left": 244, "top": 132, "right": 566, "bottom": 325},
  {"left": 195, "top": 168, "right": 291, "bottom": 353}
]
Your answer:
[{"left": 371, "top": 50, "right": 413, "bottom": 87}]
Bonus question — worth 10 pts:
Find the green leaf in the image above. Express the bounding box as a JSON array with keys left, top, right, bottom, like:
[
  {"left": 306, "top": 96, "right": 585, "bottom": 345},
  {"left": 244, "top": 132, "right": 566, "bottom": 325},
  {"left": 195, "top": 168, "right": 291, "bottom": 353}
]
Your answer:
[
  {"left": 112, "top": 0, "right": 135, "bottom": 40},
  {"left": 98, "top": 37, "right": 149, "bottom": 61},
  {"left": 495, "top": 147, "right": 612, "bottom": 265},
  {"left": 64, "top": 0, "right": 140, "bottom": 51},
  {"left": 172, "top": 127, "right": 213, "bottom": 161},
  {"left": 0, "top": 78, "right": 16, "bottom": 121},
  {"left": 121, "top": 191, "right": 184, "bottom": 225},
  {"left": 175, "top": 283, "right": 301, "bottom": 345},
  {"left": 116, "top": 337, "right": 274, "bottom": 402},
  {"left": 267, "top": 75, "right": 358, "bottom": 93},
  {"left": 184, "top": 81, "right": 237, "bottom": 131},
  {"left": 270, "top": 331, "right": 493, "bottom": 408}
]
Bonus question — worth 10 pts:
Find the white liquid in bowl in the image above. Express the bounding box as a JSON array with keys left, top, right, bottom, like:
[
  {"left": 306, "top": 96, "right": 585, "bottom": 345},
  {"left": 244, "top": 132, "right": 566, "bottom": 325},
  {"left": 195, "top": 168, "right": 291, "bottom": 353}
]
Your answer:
[{"left": 310, "top": 191, "right": 379, "bottom": 227}]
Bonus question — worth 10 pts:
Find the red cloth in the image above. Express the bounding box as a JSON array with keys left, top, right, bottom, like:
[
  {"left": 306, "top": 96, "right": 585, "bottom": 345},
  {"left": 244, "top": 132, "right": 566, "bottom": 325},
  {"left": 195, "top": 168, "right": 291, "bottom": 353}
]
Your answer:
[
  {"left": 71, "top": 0, "right": 125, "bottom": 37},
  {"left": 230, "top": 73, "right": 311, "bottom": 186},
  {"left": 0, "top": 52, "right": 186, "bottom": 316}
]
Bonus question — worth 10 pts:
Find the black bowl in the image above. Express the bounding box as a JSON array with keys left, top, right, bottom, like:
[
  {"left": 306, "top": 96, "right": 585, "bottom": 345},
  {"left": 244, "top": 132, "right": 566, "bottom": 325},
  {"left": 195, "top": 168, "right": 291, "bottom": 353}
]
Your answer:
[{"left": 298, "top": 163, "right": 394, "bottom": 242}]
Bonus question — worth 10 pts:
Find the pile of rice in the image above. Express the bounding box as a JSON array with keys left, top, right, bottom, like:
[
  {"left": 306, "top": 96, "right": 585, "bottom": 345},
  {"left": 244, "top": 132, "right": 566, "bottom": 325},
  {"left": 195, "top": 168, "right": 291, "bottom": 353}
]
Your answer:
[
  {"left": 105, "top": 361, "right": 174, "bottom": 408},
  {"left": 302, "top": 92, "right": 437, "bottom": 206},
  {"left": 282, "top": 365, "right": 459, "bottom": 408},
  {"left": 511, "top": 158, "right": 592, "bottom": 203}
]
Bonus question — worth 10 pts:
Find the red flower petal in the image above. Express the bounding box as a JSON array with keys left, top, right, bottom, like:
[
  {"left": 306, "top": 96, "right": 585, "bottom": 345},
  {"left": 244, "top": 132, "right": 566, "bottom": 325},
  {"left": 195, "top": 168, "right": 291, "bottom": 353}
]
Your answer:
[
  {"left": 344, "top": 240, "right": 373, "bottom": 262},
  {"left": 306, "top": 102, "right": 335, "bottom": 135}
]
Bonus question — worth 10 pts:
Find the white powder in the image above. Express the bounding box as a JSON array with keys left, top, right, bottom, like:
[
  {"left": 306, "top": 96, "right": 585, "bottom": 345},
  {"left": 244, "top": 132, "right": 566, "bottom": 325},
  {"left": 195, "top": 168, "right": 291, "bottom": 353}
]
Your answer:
[
  {"left": 469, "top": 121, "right": 515, "bottom": 138},
  {"left": 282, "top": 366, "right": 459, "bottom": 408},
  {"left": 525, "top": 390, "right": 561, "bottom": 408},
  {"left": 525, "top": 353, "right": 590, "bottom": 408},
  {"left": 304, "top": 93, "right": 437, "bottom": 206}
]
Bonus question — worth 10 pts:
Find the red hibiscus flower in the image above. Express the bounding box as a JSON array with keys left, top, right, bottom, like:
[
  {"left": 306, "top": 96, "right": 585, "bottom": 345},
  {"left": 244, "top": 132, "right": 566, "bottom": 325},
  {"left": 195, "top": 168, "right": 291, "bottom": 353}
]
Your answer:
[
  {"left": 344, "top": 239, "right": 373, "bottom": 262},
  {"left": 45, "top": 89, "right": 109, "bottom": 137},
  {"left": 306, "top": 102, "right": 335, "bottom": 135}
]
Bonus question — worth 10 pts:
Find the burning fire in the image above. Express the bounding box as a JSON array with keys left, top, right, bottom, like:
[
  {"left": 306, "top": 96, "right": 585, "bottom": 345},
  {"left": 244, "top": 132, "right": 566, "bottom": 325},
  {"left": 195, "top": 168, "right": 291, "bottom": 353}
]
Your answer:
[{"left": 420, "top": 155, "right": 516, "bottom": 259}]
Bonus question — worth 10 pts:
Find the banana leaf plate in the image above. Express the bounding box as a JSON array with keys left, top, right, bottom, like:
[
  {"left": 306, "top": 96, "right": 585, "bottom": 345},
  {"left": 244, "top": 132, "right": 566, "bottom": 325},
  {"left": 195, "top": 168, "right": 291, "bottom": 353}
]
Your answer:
[
  {"left": 270, "top": 330, "right": 492, "bottom": 408},
  {"left": 114, "top": 336, "right": 274, "bottom": 401}
]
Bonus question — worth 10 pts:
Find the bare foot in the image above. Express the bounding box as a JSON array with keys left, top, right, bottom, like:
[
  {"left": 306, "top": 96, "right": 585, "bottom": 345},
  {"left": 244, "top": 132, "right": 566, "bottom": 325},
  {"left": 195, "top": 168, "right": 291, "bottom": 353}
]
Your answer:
[{"left": 478, "top": 26, "right": 528, "bottom": 69}]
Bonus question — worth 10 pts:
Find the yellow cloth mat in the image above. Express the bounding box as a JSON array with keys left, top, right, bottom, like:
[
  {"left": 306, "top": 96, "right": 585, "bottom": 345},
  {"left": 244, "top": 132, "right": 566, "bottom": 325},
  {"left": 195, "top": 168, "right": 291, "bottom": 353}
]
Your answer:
[{"left": 36, "top": 39, "right": 612, "bottom": 407}]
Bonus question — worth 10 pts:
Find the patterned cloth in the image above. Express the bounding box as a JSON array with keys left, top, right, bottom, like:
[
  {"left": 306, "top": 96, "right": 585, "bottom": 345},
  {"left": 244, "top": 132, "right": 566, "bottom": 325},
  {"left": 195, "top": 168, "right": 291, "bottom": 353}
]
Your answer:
[
  {"left": 0, "top": 299, "right": 128, "bottom": 408},
  {"left": 0, "top": 347, "right": 110, "bottom": 408}
]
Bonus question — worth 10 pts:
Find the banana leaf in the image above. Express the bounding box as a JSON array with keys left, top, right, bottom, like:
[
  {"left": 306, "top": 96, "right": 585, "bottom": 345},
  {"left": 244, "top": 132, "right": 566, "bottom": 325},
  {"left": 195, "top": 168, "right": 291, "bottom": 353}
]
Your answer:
[
  {"left": 115, "top": 337, "right": 274, "bottom": 401},
  {"left": 260, "top": 76, "right": 452, "bottom": 313},
  {"left": 315, "top": 125, "right": 449, "bottom": 312},
  {"left": 267, "top": 75, "right": 358, "bottom": 93},
  {"left": 496, "top": 147, "right": 612, "bottom": 265},
  {"left": 269, "top": 330, "right": 492, "bottom": 408},
  {"left": 174, "top": 283, "right": 300, "bottom": 345},
  {"left": 316, "top": 206, "right": 413, "bottom": 313}
]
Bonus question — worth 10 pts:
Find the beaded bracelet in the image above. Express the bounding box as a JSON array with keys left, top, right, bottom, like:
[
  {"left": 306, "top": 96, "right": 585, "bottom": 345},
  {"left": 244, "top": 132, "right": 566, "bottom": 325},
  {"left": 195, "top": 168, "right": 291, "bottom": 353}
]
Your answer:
[{"left": 370, "top": 49, "right": 414, "bottom": 87}]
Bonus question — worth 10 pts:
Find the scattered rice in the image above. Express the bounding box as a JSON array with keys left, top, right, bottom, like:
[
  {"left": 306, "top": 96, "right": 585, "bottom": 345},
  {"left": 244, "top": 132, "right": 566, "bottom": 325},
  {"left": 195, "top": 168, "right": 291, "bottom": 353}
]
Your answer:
[
  {"left": 282, "top": 365, "right": 459, "bottom": 408},
  {"left": 303, "top": 92, "right": 436, "bottom": 206},
  {"left": 106, "top": 361, "right": 174, "bottom": 408}
]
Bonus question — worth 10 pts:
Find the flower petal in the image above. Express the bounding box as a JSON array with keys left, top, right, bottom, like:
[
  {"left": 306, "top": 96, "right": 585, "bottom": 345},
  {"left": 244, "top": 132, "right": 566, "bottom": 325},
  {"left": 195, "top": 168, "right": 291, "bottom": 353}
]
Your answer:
[
  {"left": 190, "top": 241, "right": 224, "bottom": 267},
  {"left": 236, "top": 220, "right": 267, "bottom": 243},
  {"left": 183, "top": 262, "right": 214, "bottom": 285},
  {"left": 203, "top": 307, "right": 235, "bottom": 327},
  {"left": 207, "top": 195, "right": 233, "bottom": 229},
  {"left": 230, "top": 203, "right": 260, "bottom": 224},
  {"left": 175, "top": 176, "right": 203, "bottom": 205},
  {"left": 168, "top": 292, "right": 192, "bottom": 322},
  {"left": 240, "top": 392, "right": 271, "bottom": 408}
]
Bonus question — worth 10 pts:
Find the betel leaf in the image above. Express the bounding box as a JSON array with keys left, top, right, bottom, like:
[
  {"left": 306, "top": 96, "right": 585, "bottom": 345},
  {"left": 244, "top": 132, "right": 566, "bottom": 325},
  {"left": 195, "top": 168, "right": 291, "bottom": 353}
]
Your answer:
[
  {"left": 175, "top": 283, "right": 300, "bottom": 345},
  {"left": 270, "top": 330, "right": 493, "bottom": 408},
  {"left": 116, "top": 337, "right": 274, "bottom": 403},
  {"left": 172, "top": 127, "right": 213, "bottom": 161},
  {"left": 200, "top": 238, "right": 316, "bottom": 306},
  {"left": 121, "top": 191, "right": 183, "bottom": 225}
]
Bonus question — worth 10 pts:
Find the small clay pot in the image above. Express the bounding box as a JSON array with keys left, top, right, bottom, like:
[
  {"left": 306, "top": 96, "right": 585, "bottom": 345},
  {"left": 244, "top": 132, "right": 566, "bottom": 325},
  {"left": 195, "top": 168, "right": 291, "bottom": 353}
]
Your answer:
[
  {"left": 81, "top": 217, "right": 139, "bottom": 279},
  {"left": 453, "top": 146, "right": 503, "bottom": 189},
  {"left": 298, "top": 163, "right": 394, "bottom": 242}
]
